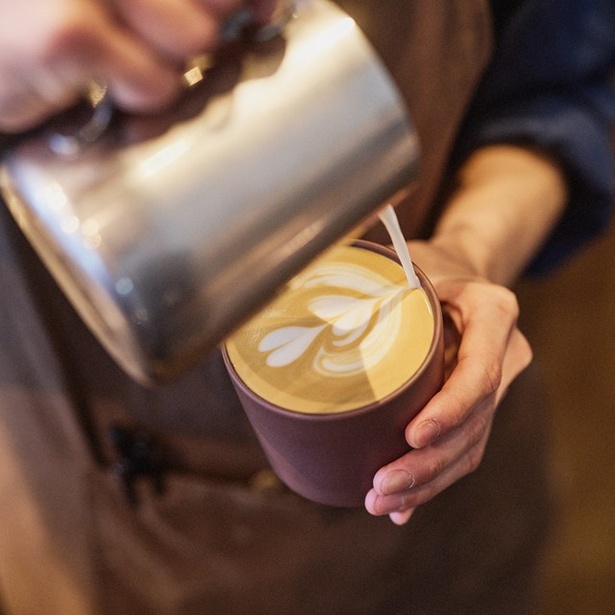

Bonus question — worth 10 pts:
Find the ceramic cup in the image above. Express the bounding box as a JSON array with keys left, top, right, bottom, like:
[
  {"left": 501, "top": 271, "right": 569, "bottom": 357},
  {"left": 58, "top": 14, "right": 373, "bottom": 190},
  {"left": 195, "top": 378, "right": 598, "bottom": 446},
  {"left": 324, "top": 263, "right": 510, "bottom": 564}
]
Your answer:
[{"left": 222, "top": 240, "right": 444, "bottom": 507}]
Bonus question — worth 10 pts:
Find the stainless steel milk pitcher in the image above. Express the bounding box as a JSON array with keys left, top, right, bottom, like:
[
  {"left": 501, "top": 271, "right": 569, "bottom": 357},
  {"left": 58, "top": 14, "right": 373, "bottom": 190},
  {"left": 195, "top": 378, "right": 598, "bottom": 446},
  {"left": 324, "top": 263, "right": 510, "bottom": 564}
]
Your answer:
[{"left": 0, "top": 0, "right": 420, "bottom": 385}]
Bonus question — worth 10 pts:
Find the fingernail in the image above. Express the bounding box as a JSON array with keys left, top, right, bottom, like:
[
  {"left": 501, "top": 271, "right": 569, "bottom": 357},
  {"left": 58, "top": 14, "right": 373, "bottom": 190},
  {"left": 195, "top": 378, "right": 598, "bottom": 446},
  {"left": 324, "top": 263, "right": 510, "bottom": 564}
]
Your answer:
[
  {"left": 389, "top": 508, "right": 416, "bottom": 526},
  {"left": 381, "top": 470, "right": 415, "bottom": 495},
  {"left": 414, "top": 419, "right": 441, "bottom": 448}
]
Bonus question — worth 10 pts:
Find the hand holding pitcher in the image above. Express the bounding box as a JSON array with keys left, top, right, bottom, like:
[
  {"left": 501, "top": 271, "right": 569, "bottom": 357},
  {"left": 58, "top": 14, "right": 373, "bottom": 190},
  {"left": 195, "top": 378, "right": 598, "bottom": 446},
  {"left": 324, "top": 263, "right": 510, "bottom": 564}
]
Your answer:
[{"left": 0, "top": 0, "right": 277, "bottom": 132}]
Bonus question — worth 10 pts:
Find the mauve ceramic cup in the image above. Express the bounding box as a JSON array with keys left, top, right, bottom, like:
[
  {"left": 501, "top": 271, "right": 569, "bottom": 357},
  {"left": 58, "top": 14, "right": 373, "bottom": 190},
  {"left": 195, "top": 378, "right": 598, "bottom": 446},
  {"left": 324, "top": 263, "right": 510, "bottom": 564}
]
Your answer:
[{"left": 222, "top": 240, "right": 444, "bottom": 507}]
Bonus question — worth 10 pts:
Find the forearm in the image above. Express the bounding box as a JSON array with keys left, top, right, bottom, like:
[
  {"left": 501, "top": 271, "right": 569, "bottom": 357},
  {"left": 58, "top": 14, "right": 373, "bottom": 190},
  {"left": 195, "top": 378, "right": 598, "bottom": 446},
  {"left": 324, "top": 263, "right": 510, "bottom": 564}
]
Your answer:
[
  {"left": 368, "top": 145, "right": 565, "bottom": 522},
  {"left": 431, "top": 144, "right": 568, "bottom": 286}
]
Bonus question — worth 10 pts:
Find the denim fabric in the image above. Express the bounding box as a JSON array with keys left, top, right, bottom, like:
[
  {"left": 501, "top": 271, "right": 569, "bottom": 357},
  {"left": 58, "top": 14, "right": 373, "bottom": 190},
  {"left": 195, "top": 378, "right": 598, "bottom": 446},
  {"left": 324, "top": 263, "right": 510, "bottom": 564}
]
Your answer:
[{"left": 461, "top": 0, "right": 615, "bottom": 274}]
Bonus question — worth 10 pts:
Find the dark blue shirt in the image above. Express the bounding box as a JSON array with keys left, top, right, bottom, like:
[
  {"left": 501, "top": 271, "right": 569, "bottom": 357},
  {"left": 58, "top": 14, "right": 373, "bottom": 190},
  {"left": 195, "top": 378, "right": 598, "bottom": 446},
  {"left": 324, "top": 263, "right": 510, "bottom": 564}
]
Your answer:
[{"left": 460, "top": 0, "right": 615, "bottom": 274}]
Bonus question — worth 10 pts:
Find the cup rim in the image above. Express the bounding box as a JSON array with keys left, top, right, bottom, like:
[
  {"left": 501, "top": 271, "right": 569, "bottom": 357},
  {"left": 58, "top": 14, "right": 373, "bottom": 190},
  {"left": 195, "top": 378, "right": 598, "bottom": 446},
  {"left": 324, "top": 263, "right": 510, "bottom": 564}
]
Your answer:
[{"left": 222, "top": 239, "right": 443, "bottom": 421}]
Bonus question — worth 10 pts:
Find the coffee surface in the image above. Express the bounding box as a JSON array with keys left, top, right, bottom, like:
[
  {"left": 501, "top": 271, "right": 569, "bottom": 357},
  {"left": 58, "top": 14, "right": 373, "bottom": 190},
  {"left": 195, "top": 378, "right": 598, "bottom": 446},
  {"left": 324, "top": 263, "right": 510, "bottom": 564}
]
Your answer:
[{"left": 225, "top": 245, "right": 434, "bottom": 413}]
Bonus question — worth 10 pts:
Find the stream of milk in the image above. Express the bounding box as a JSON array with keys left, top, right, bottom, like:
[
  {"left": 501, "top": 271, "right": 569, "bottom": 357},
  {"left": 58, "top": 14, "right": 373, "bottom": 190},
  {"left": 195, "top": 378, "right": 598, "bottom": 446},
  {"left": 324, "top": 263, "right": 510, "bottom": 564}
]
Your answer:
[{"left": 377, "top": 204, "right": 421, "bottom": 289}]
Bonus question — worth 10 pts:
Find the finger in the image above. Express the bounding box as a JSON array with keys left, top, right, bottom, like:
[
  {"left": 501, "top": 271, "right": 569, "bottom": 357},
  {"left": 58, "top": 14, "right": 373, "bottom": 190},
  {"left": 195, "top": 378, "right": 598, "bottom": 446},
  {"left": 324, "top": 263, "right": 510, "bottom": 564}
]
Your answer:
[
  {"left": 0, "top": 92, "right": 50, "bottom": 132},
  {"left": 365, "top": 427, "right": 491, "bottom": 516},
  {"left": 0, "top": 66, "right": 82, "bottom": 132},
  {"left": 25, "top": 3, "right": 184, "bottom": 114},
  {"left": 0, "top": 2, "right": 172, "bottom": 124},
  {"left": 373, "top": 398, "right": 494, "bottom": 498},
  {"left": 110, "top": 0, "right": 241, "bottom": 59},
  {"left": 406, "top": 284, "right": 520, "bottom": 448},
  {"left": 73, "top": 18, "right": 183, "bottom": 112},
  {"left": 388, "top": 508, "right": 415, "bottom": 525}
]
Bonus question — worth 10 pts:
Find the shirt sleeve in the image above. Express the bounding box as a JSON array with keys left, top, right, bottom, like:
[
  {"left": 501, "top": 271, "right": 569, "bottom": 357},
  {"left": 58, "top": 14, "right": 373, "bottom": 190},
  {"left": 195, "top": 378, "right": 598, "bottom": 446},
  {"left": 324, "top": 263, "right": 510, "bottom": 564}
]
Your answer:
[{"left": 456, "top": 0, "right": 615, "bottom": 275}]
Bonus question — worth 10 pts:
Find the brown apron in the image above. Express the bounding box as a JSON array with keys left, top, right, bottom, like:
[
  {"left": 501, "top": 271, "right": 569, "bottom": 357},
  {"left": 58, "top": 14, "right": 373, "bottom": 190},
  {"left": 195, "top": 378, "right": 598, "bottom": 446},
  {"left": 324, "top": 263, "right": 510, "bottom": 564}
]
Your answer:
[{"left": 0, "top": 2, "right": 552, "bottom": 614}]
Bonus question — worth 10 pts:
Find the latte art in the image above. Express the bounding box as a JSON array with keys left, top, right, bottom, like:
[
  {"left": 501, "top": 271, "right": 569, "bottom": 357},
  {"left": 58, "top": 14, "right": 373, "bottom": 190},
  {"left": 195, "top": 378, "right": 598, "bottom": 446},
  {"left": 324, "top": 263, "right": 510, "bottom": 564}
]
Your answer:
[
  {"left": 259, "top": 265, "right": 405, "bottom": 375},
  {"left": 225, "top": 245, "right": 434, "bottom": 413}
]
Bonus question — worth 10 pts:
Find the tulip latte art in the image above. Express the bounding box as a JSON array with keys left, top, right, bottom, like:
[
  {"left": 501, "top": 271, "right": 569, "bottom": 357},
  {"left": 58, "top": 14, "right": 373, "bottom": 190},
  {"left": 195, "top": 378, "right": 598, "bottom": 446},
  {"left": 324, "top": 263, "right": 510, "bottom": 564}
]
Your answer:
[{"left": 225, "top": 245, "right": 434, "bottom": 413}]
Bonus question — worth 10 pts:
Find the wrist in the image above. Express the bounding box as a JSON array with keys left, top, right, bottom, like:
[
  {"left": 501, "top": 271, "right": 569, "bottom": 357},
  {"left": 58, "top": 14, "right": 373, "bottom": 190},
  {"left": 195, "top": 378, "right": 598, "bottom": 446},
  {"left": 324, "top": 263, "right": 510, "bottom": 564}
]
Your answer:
[
  {"left": 427, "top": 230, "right": 493, "bottom": 282},
  {"left": 432, "top": 144, "right": 568, "bottom": 285}
]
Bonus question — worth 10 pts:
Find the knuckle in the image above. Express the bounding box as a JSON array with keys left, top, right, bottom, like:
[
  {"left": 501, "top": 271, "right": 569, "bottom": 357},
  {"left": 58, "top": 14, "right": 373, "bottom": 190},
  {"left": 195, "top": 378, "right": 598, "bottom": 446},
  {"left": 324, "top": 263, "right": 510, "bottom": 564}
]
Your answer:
[
  {"left": 491, "top": 285, "right": 520, "bottom": 320},
  {"left": 465, "top": 442, "right": 487, "bottom": 475},
  {"left": 458, "top": 358, "right": 501, "bottom": 403},
  {"left": 467, "top": 413, "right": 490, "bottom": 449},
  {"left": 383, "top": 495, "right": 411, "bottom": 516},
  {"left": 369, "top": 492, "right": 406, "bottom": 516},
  {"left": 479, "top": 359, "right": 503, "bottom": 396},
  {"left": 426, "top": 455, "right": 449, "bottom": 483},
  {"left": 465, "top": 419, "right": 490, "bottom": 474}
]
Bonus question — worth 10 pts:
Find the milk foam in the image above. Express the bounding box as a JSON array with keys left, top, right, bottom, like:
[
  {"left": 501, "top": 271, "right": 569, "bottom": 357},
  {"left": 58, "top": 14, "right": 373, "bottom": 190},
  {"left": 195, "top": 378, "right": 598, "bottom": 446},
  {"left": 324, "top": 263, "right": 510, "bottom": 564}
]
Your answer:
[
  {"left": 258, "top": 262, "right": 404, "bottom": 377},
  {"left": 225, "top": 245, "right": 434, "bottom": 414}
]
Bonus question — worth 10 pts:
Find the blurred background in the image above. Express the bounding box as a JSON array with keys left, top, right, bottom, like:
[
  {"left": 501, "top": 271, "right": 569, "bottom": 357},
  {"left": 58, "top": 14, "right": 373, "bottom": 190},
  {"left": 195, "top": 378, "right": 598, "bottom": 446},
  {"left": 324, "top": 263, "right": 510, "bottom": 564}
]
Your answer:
[{"left": 517, "top": 217, "right": 615, "bottom": 614}]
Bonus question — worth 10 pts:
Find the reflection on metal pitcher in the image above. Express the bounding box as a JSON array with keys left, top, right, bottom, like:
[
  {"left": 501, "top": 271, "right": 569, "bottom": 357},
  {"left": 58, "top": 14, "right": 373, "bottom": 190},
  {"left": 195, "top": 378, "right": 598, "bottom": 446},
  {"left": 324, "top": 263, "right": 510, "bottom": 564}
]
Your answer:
[{"left": 0, "top": 0, "right": 420, "bottom": 385}]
